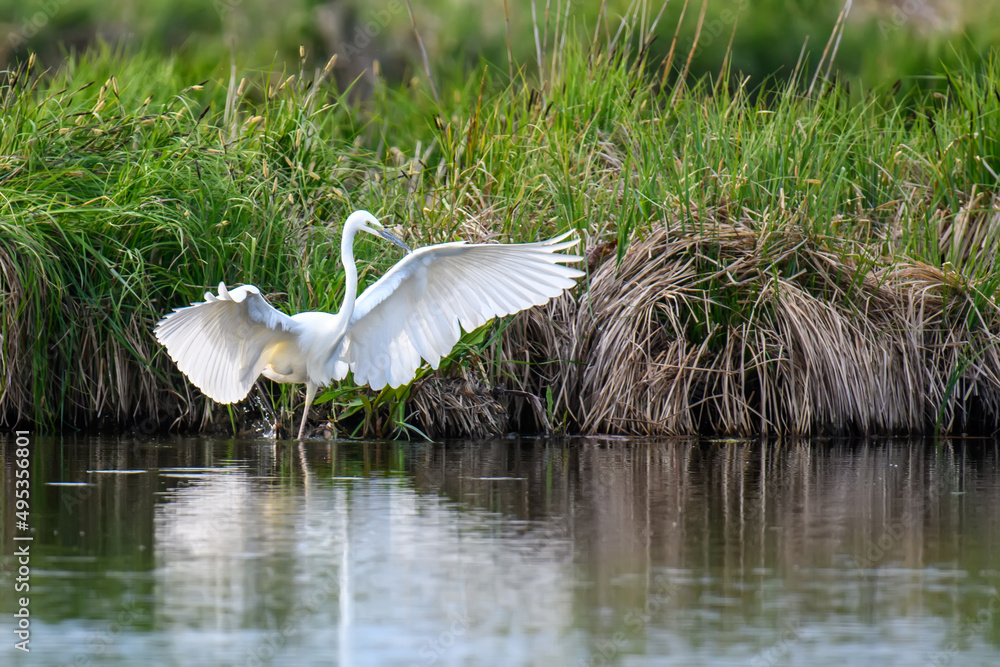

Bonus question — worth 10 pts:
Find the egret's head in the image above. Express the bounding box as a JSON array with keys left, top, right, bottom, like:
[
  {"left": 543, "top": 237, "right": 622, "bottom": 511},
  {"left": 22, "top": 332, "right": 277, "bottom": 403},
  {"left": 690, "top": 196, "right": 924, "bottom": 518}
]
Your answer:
[{"left": 344, "top": 210, "right": 411, "bottom": 253}]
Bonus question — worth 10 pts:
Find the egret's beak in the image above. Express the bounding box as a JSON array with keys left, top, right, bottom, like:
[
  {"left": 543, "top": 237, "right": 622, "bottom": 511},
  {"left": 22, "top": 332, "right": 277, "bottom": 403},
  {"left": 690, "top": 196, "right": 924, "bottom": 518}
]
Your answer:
[{"left": 378, "top": 228, "right": 411, "bottom": 253}]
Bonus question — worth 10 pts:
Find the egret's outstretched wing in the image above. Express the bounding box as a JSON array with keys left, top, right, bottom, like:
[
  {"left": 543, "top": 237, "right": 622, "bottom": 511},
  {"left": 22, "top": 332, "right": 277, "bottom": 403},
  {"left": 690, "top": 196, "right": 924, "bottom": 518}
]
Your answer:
[
  {"left": 154, "top": 282, "right": 300, "bottom": 403},
  {"left": 332, "top": 232, "right": 584, "bottom": 390}
]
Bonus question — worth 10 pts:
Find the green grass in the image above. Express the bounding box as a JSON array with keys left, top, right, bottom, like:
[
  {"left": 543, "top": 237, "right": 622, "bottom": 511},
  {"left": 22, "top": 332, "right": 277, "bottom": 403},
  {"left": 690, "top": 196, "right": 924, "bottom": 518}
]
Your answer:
[
  {"left": 6, "top": 0, "right": 1000, "bottom": 93},
  {"left": 3, "top": 13, "right": 1000, "bottom": 437}
]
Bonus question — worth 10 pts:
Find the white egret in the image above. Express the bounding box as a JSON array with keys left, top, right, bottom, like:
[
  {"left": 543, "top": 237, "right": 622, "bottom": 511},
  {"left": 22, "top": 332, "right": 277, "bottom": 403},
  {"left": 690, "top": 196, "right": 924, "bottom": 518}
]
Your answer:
[{"left": 154, "top": 210, "right": 584, "bottom": 439}]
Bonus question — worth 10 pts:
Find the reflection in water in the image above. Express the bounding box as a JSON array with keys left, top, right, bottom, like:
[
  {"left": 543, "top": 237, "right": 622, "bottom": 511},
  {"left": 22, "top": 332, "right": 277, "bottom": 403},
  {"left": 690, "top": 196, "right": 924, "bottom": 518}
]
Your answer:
[{"left": 1, "top": 436, "right": 999, "bottom": 665}]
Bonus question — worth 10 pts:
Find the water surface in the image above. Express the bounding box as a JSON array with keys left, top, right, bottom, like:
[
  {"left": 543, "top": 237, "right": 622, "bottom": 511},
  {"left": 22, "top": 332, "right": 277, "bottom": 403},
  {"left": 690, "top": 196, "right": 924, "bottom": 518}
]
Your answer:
[{"left": 2, "top": 435, "right": 1000, "bottom": 665}]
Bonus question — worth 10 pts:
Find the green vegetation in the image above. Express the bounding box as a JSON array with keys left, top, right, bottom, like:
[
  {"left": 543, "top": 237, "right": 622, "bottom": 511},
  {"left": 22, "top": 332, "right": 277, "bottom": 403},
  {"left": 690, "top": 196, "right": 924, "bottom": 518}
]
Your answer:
[
  {"left": 5, "top": 0, "right": 1000, "bottom": 92},
  {"left": 2, "top": 6, "right": 1000, "bottom": 437}
]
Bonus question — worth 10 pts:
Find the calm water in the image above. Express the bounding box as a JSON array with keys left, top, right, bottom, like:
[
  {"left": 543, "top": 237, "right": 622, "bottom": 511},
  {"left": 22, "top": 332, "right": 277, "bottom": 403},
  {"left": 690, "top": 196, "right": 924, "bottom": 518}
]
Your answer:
[{"left": 2, "top": 435, "right": 1000, "bottom": 666}]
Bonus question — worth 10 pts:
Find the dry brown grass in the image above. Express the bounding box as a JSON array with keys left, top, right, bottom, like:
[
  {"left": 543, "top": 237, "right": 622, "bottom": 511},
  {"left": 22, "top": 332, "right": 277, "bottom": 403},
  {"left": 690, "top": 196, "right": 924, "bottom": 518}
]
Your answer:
[
  {"left": 409, "top": 367, "right": 509, "bottom": 439},
  {"left": 487, "top": 212, "right": 1000, "bottom": 437}
]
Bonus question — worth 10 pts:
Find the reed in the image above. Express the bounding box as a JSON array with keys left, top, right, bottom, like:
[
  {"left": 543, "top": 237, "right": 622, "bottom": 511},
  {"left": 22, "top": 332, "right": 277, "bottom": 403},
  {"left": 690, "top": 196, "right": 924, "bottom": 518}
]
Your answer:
[{"left": 2, "top": 13, "right": 999, "bottom": 437}]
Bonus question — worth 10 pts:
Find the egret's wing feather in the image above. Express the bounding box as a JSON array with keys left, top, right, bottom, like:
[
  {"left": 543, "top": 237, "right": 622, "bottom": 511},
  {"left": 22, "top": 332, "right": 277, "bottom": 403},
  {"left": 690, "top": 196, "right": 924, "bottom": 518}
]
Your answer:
[
  {"left": 154, "top": 282, "right": 300, "bottom": 403},
  {"left": 336, "top": 232, "right": 583, "bottom": 390}
]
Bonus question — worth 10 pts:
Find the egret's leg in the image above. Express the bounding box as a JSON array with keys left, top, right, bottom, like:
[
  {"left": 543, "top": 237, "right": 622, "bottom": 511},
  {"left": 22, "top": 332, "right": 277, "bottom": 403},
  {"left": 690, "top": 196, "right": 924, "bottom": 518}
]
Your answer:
[{"left": 297, "top": 382, "right": 318, "bottom": 441}]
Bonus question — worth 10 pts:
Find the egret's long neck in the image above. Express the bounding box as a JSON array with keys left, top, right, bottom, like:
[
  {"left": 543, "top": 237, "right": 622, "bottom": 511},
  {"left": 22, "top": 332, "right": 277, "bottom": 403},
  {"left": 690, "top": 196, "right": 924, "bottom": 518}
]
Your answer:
[{"left": 338, "top": 226, "right": 358, "bottom": 321}]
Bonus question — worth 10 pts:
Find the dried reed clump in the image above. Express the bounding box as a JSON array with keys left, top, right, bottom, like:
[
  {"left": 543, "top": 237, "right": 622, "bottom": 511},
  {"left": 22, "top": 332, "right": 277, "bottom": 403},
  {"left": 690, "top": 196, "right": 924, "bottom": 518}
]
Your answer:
[
  {"left": 939, "top": 188, "right": 1000, "bottom": 273},
  {"left": 409, "top": 367, "right": 509, "bottom": 439},
  {"left": 496, "top": 220, "right": 1000, "bottom": 436},
  {"left": 497, "top": 294, "right": 578, "bottom": 431}
]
